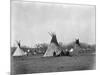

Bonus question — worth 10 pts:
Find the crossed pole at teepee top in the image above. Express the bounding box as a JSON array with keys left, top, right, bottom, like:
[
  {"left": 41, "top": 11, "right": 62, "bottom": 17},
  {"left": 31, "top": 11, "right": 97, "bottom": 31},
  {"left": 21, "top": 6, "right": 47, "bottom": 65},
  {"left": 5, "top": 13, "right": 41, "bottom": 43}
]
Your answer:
[
  {"left": 48, "top": 32, "right": 56, "bottom": 37},
  {"left": 16, "top": 40, "right": 21, "bottom": 48}
]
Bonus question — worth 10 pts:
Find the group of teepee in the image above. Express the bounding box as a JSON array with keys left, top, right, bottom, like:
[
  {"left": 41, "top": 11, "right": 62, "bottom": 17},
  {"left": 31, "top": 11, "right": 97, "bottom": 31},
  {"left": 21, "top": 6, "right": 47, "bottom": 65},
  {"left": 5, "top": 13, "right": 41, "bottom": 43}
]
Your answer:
[
  {"left": 13, "top": 32, "right": 61, "bottom": 57},
  {"left": 12, "top": 32, "right": 81, "bottom": 57},
  {"left": 43, "top": 33, "right": 81, "bottom": 57}
]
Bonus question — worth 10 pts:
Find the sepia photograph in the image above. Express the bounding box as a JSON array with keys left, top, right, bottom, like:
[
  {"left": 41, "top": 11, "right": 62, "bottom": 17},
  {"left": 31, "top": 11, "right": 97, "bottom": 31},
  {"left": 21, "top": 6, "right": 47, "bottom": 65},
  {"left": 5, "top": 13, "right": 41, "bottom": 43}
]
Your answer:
[{"left": 11, "top": 0, "right": 96, "bottom": 75}]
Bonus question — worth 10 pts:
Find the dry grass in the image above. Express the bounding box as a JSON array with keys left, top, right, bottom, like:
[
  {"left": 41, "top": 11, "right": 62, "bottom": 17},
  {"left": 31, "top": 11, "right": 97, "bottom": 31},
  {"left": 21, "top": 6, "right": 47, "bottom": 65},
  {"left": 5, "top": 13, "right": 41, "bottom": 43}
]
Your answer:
[{"left": 11, "top": 54, "right": 95, "bottom": 75}]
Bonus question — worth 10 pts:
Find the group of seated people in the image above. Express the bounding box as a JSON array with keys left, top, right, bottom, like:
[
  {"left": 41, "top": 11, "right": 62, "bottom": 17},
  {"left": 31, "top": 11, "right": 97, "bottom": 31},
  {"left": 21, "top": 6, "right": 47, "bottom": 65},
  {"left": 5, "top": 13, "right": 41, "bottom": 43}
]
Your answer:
[{"left": 53, "top": 50, "right": 71, "bottom": 57}]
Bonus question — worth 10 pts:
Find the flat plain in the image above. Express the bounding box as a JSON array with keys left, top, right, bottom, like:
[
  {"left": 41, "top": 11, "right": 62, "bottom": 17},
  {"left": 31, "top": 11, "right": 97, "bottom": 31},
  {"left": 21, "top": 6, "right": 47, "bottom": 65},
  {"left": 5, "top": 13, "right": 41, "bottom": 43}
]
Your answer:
[{"left": 11, "top": 53, "right": 95, "bottom": 75}]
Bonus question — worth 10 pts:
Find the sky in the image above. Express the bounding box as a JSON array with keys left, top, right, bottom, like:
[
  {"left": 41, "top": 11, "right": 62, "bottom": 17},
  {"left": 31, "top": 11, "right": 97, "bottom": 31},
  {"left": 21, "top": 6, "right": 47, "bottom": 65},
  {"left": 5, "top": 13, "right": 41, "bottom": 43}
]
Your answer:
[{"left": 11, "top": 1, "right": 96, "bottom": 47}]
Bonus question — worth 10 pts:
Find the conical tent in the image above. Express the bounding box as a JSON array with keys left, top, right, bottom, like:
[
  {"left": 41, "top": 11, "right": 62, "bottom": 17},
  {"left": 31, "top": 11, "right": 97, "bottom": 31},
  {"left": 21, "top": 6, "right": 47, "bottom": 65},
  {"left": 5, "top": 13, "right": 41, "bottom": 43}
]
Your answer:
[
  {"left": 13, "top": 46, "right": 25, "bottom": 56},
  {"left": 43, "top": 43, "right": 61, "bottom": 57},
  {"left": 43, "top": 33, "right": 61, "bottom": 57},
  {"left": 69, "top": 44, "right": 81, "bottom": 56},
  {"left": 13, "top": 41, "right": 25, "bottom": 56}
]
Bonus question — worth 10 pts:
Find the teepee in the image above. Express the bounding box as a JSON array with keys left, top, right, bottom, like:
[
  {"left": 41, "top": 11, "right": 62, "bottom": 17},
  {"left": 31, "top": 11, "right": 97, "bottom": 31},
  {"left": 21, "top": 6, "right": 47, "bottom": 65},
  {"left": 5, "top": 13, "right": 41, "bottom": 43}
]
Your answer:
[
  {"left": 43, "top": 32, "right": 61, "bottom": 57},
  {"left": 13, "top": 41, "right": 25, "bottom": 56},
  {"left": 69, "top": 38, "right": 81, "bottom": 56}
]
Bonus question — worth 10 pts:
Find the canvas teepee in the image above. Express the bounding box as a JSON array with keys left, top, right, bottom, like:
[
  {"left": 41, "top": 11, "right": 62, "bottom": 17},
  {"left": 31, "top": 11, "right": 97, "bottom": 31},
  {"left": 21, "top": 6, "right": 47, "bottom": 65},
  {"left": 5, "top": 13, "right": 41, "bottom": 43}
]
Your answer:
[
  {"left": 13, "top": 41, "right": 25, "bottom": 56},
  {"left": 43, "top": 32, "right": 61, "bottom": 57},
  {"left": 69, "top": 38, "right": 81, "bottom": 56}
]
